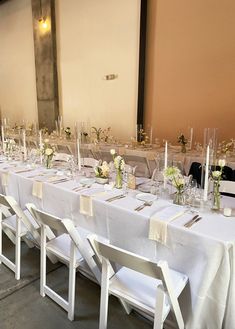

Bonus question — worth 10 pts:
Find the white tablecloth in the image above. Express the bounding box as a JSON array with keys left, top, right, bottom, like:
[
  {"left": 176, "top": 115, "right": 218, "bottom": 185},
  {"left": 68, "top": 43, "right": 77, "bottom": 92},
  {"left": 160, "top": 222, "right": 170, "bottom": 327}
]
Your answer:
[{"left": 1, "top": 162, "right": 235, "bottom": 329}]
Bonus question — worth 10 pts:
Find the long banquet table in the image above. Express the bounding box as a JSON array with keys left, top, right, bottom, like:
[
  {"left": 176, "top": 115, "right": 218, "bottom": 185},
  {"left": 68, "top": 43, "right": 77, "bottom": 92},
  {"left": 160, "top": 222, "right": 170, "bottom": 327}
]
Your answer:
[{"left": 1, "top": 160, "right": 235, "bottom": 329}]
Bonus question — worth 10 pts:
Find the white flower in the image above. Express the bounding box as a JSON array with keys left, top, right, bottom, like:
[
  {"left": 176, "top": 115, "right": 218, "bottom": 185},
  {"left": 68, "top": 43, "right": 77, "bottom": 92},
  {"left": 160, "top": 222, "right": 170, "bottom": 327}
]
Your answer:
[
  {"left": 45, "top": 148, "right": 53, "bottom": 156},
  {"left": 110, "top": 149, "right": 116, "bottom": 155},
  {"left": 218, "top": 159, "right": 226, "bottom": 167},
  {"left": 163, "top": 166, "right": 180, "bottom": 179},
  {"left": 44, "top": 139, "right": 49, "bottom": 144},
  {"left": 212, "top": 171, "right": 221, "bottom": 179}
]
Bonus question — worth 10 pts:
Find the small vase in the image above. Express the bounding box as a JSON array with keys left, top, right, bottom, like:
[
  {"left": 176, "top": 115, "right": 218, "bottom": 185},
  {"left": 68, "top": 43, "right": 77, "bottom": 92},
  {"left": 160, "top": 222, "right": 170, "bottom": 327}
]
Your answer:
[
  {"left": 96, "top": 177, "right": 109, "bottom": 184},
  {"left": 45, "top": 156, "right": 53, "bottom": 169},
  {"left": 173, "top": 190, "right": 185, "bottom": 205},
  {"left": 115, "top": 170, "right": 123, "bottom": 189},
  {"left": 181, "top": 144, "right": 187, "bottom": 153},
  {"left": 211, "top": 181, "right": 221, "bottom": 211}
]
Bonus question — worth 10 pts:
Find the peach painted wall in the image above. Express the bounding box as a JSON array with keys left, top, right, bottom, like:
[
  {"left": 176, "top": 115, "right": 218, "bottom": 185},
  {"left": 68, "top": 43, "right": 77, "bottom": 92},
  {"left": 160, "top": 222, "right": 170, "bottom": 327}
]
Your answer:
[{"left": 144, "top": 0, "right": 235, "bottom": 144}]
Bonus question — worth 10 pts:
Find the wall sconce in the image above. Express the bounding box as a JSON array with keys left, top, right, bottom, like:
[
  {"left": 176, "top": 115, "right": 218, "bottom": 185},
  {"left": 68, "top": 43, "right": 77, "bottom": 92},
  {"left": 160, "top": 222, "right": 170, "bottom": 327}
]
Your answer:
[{"left": 38, "top": 0, "right": 49, "bottom": 31}]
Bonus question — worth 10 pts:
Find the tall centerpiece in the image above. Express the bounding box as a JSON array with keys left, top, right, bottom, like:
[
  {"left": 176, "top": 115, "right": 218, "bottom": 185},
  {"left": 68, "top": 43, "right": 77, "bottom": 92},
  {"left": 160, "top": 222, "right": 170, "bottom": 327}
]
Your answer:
[
  {"left": 177, "top": 134, "right": 188, "bottom": 153},
  {"left": 42, "top": 139, "right": 55, "bottom": 169},
  {"left": 164, "top": 166, "right": 186, "bottom": 205},
  {"left": 210, "top": 159, "right": 225, "bottom": 211},
  {"left": 110, "top": 149, "right": 125, "bottom": 189}
]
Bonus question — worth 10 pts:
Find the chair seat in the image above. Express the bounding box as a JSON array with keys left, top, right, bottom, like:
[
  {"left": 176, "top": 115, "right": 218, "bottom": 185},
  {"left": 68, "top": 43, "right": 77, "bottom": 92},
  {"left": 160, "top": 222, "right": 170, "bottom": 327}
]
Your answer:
[
  {"left": 46, "top": 233, "right": 83, "bottom": 265},
  {"left": 2, "top": 209, "right": 39, "bottom": 236},
  {"left": 109, "top": 267, "right": 188, "bottom": 318}
]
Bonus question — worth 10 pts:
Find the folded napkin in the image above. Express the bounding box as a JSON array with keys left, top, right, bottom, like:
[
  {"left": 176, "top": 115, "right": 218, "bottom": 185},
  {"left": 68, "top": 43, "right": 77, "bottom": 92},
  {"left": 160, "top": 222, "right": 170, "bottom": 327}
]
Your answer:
[
  {"left": 80, "top": 189, "right": 106, "bottom": 217},
  {"left": 32, "top": 181, "right": 43, "bottom": 199},
  {"left": 149, "top": 205, "right": 185, "bottom": 245},
  {"left": 1, "top": 172, "right": 9, "bottom": 187}
]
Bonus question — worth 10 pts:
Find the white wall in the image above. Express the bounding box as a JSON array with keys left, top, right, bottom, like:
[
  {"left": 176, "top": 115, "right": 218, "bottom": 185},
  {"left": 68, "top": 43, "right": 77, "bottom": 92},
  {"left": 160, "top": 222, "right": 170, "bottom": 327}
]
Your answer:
[
  {"left": 56, "top": 0, "right": 140, "bottom": 140},
  {"left": 0, "top": 0, "right": 38, "bottom": 125}
]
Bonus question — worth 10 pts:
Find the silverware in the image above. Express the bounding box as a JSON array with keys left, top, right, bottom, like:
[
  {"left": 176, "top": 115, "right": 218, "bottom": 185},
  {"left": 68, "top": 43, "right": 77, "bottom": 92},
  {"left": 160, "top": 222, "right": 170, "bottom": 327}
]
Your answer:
[
  {"left": 184, "top": 215, "right": 199, "bottom": 228},
  {"left": 105, "top": 194, "right": 125, "bottom": 202},
  {"left": 186, "top": 216, "right": 202, "bottom": 228},
  {"left": 135, "top": 201, "right": 153, "bottom": 212},
  {"left": 15, "top": 168, "right": 34, "bottom": 174},
  {"left": 51, "top": 178, "right": 71, "bottom": 184}
]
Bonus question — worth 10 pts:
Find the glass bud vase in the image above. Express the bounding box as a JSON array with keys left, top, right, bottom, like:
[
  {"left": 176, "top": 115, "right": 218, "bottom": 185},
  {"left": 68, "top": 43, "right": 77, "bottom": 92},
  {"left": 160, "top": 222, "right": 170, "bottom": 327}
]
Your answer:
[
  {"left": 115, "top": 170, "right": 123, "bottom": 189},
  {"left": 181, "top": 144, "right": 187, "bottom": 153},
  {"left": 173, "top": 190, "right": 185, "bottom": 205},
  {"left": 211, "top": 181, "right": 221, "bottom": 211},
  {"left": 45, "top": 155, "right": 53, "bottom": 169}
]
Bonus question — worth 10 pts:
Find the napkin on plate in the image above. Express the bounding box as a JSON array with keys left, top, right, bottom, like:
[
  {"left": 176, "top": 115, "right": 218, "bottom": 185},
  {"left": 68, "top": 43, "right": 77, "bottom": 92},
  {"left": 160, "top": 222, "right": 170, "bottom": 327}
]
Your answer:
[
  {"left": 1, "top": 172, "right": 9, "bottom": 187},
  {"left": 149, "top": 205, "right": 185, "bottom": 245},
  {"left": 32, "top": 181, "right": 43, "bottom": 199}
]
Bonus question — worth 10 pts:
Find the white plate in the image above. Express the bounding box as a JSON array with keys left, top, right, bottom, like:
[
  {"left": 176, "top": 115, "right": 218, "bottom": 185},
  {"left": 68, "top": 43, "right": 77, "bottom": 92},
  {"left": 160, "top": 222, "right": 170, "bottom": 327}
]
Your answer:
[
  {"left": 136, "top": 193, "right": 157, "bottom": 203},
  {"left": 80, "top": 178, "right": 95, "bottom": 186},
  {"left": 138, "top": 184, "right": 152, "bottom": 193}
]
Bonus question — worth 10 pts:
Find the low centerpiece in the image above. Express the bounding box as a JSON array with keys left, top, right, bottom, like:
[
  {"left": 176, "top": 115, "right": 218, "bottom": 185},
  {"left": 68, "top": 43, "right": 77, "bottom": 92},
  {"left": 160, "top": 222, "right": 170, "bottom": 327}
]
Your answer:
[
  {"left": 210, "top": 159, "right": 225, "bottom": 211},
  {"left": 94, "top": 161, "right": 110, "bottom": 184},
  {"left": 42, "top": 139, "right": 55, "bottom": 169},
  {"left": 110, "top": 149, "right": 125, "bottom": 189},
  {"left": 177, "top": 133, "right": 188, "bottom": 153},
  {"left": 164, "top": 166, "right": 186, "bottom": 205}
]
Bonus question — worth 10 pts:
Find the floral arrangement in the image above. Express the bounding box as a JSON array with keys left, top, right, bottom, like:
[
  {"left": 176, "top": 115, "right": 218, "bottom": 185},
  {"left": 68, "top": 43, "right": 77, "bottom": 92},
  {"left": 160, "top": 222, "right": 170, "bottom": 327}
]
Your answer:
[
  {"left": 164, "top": 166, "right": 186, "bottom": 204},
  {"left": 177, "top": 134, "right": 187, "bottom": 153},
  {"left": 218, "top": 140, "right": 234, "bottom": 155},
  {"left": 110, "top": 149, "right": 125, "bottom": 188},
  {"left": 64, "top": 127, "right": 71, "bottom": 139},
  {"left": 4, "top": 138, "right": 16, "bottom": 156},
  {"left": 94, "top": 161, "right": 110, "bottom": 179},
  {"left": 92, "top": 126, "right": 112, "bottom": 143},
  {"left": 210, "top": 159, "right": 225, "bottom": 210},
  {"left": 42, "top": 139, "right": 55, "bottom": 169}
]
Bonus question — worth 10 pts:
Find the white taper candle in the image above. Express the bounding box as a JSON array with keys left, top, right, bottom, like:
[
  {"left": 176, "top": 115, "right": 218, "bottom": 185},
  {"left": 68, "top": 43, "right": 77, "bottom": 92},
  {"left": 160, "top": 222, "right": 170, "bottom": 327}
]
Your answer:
[{"left": 203, "top": 145, "right": 210, "bottom": 201}]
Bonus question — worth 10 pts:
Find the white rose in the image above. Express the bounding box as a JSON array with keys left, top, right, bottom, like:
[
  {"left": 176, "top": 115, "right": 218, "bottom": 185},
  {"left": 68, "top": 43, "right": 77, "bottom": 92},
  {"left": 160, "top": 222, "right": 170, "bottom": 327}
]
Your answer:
[
  {"left": 45, "top": 148, "right": 53, "bottom": 156},
  {"left": 44, "top": 139, "right": 49, "bottom": 143},
  {"left": 218, "top": 159, "right": 226, "bottom": 167},
  {"left": 110, "top": 149, "right": 116, "bottom": 155},
  {"left": 212, "top": 171, "right": 221, "bottom": 179}
]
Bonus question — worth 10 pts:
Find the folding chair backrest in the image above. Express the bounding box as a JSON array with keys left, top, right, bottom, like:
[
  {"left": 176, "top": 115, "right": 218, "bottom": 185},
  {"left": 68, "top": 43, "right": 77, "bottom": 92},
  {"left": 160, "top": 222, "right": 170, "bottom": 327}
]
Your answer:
[
  {"left": 91, "top": 238, "right": 164, "bottom": 281},
  {"left": 81, "top": 157, "right": 99, "bottom": 168},
  {"left": 219, "top": 180, "right": 235, "bottom": 194},
  {"left": 54, "top": 153, "right": 72, "bottom": 162},
  {"left": 56, "top": 144, "right": 72, "bottom": 154},
  {"left": 0, "top": 194, "right": 14, "bottom": 217},
  {"left": 29, "top": 207, "right": 67, "bottom": 233}
]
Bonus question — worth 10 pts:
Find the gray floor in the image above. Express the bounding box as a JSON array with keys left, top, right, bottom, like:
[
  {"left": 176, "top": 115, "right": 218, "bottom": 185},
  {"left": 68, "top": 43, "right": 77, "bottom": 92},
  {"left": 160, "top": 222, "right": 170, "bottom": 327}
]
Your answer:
[{"left": 0, "top": 234, "right": 152, "bottom": 329}]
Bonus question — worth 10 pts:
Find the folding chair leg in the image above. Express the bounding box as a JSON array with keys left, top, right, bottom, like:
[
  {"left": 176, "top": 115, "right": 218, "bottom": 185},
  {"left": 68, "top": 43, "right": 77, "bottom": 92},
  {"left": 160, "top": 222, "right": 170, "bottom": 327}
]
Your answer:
[
  {"left": 68, "top": 245, "right": 76, "bottom": 321},
  {"left": 154, "top": 286, "right": 165, "bottom": 329},
  {"left": 0, "top": 213, "right": 2, "bottom": 264},
  {"left": 99, "top": 259, "right": 110, "bottom": 329},
  {"left": 15, "top": 218, "right": 21, "bottom": 280},
  {"left": 40, "top": 225, "right": 47, "bottom": 297}
]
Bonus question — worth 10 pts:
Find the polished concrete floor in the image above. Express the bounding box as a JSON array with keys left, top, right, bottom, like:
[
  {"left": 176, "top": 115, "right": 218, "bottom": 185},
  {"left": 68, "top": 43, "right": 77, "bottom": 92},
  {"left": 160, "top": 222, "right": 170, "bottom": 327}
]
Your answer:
[{"left": 0, "top": 234, "right": 152, "bottom": 329}]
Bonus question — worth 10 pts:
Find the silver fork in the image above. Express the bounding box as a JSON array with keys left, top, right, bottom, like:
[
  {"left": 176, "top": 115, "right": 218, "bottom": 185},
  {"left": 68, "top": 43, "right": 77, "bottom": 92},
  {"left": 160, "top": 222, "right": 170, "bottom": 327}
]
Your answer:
[{"left": 135, "top": 201, "right": 153, "bottom": 212}]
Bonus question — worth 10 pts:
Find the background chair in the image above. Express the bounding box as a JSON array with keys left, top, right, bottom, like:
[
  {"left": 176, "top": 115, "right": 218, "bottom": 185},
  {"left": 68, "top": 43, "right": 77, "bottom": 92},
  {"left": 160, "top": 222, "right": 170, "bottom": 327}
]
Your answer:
[
  {"left": 0, "top": 194, "right": 40, "bottom": 280},
  {"left": 219, "top": 180, "right": 235, "bottom": 198},
  {"left": 88, "top": 236, "right": 188, "bottom": 329}
]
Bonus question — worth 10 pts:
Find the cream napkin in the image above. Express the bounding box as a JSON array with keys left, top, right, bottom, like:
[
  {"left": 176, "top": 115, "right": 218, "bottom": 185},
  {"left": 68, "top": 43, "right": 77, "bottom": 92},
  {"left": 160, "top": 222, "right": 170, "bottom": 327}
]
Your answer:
[
  {"left": 149, "top": 206, "right": 185, "bottom": 245},
  {"left": 80, "top": 195, "right": 93, "bottom": 217},
  {"left": 32, "top": 181, "right": 43, "bottom": 199},
  {"left": 1, "top": 172, "right": 9, "bottom": 187},
  {"left": 80, "top": 189, "right": 107, "bottom": 217}
]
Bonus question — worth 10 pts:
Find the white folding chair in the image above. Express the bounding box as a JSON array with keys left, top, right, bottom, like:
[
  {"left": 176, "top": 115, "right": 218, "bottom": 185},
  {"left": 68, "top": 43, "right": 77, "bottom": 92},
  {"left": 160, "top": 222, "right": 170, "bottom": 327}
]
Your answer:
[
  {"left": 81, "top": 157, "right": 99, "bottom": 168},
  {"left": 54, "top": 152, "right": 72, "bottom": 162},
  {"left": 0, "top": 194, "right": 40, "bottom": 280},
  {"left": 56, "top": 144, "right": 73, "bottom": 155},
  {"left": 88, "top": 236, "right": 188, "bottom": 329},
  {"left": 26, "top": 204, "right": 101, "bottom": 321},
  {"left": 123, "top": 154, "right": 151, "bottom": 178},
  {"left": 219, "top": 180, "right": 235, "bottom": 195}
]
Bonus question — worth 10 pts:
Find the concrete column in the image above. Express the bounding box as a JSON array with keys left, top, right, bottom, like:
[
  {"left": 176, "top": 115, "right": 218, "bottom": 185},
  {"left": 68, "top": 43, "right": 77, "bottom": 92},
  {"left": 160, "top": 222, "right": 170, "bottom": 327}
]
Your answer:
[{"left": 31, "top": 0, "right": 59, "bottom": 132}]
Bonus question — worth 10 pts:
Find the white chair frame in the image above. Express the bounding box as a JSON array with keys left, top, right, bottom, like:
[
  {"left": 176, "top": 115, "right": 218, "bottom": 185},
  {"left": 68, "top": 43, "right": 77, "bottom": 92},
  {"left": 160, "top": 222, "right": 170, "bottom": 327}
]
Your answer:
[
  {"left": 219, "top": 180, "right": 235, "bottom": 195},
  {"left": 0, "top": 194, "right": 40, "bottom": 280},
  {"left": 27, "top": 204, "right": 101, "bottom": 321},
  {"left": 88, "top": 236, "right": 188, "bottom": 329}
]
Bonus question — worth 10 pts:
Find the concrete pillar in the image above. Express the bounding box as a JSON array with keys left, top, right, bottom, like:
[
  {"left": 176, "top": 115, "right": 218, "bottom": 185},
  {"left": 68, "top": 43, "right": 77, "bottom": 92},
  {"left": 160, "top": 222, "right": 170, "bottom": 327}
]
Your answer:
[{"left": 31, "top": 0, "right": 59, "bottom": 132}]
